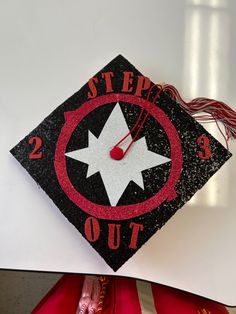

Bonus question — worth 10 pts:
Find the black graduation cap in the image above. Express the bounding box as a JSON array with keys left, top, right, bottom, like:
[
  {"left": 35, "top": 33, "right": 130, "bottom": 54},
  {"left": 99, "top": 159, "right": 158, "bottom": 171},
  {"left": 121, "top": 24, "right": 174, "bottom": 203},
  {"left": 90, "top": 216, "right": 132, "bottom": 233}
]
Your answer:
[{"left": 10, "top": 55, "right": 232, "bottom": 271}]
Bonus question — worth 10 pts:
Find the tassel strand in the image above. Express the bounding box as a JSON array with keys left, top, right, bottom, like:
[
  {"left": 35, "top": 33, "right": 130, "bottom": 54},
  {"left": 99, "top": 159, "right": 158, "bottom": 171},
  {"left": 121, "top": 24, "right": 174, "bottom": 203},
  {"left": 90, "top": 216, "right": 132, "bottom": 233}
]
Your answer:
[{"left": 162, "top": 84, "right": 236, "bottom": 142}]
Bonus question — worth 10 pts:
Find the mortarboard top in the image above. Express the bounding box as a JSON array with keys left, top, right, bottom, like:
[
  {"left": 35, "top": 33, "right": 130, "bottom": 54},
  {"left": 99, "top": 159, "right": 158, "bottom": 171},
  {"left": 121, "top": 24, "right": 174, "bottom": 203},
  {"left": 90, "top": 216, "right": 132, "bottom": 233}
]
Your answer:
[{"left": 2, "top": 55, "right": 236, "bottom": 305}]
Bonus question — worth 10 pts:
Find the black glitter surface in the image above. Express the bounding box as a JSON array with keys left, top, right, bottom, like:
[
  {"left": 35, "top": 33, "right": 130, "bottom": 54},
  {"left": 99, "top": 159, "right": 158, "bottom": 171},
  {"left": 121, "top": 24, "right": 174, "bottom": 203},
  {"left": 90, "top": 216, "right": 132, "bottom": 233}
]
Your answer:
[{"left": 10, "top": 55, "right": 232, "bottom": 271}]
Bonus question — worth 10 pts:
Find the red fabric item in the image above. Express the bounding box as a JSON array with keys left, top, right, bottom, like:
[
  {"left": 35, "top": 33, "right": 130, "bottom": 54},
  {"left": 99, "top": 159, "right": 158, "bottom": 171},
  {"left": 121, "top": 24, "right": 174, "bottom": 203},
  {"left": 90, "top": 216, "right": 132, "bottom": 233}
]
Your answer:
[
  {"left": 152, "top": 284, "right": 228, "bottom": 314},
  {"left": 32, "top": 274, "right": 84, "bottom": 314},
  {"left": 114, "top": 277, "right": 142, "bottom": 314},
  {"left": 32, "top": 274, "right": 228, "bottom": 314}
]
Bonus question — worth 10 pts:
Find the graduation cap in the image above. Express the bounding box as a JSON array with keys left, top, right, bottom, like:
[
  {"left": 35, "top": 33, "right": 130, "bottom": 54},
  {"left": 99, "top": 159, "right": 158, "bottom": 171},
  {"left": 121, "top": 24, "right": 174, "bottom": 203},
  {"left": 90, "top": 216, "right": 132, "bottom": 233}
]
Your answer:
[{"left": 10, "top": 55, "right": 232, "bottom": 271}]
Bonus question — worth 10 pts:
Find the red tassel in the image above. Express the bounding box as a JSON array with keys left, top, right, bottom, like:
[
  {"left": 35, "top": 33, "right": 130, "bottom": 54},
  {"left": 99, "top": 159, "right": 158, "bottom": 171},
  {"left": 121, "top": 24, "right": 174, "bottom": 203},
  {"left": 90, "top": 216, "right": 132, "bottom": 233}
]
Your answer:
[{"left": 162, "top": 84, "right": 236, "bottom": 143}]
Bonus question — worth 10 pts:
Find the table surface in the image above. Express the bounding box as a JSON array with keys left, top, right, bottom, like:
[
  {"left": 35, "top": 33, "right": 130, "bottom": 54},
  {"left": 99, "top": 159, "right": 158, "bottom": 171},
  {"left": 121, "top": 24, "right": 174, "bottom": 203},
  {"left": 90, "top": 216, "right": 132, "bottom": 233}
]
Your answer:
[{"left": 0, "top": 0, "right": 236, "bottom": 306}]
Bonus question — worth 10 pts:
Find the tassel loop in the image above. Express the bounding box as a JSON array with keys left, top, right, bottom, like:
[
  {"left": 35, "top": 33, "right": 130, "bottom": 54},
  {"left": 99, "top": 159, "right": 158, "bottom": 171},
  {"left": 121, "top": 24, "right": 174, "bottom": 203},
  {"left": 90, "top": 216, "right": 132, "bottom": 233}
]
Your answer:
[{"left": 110, "top": 84, "right": 164, "bottom": 160}]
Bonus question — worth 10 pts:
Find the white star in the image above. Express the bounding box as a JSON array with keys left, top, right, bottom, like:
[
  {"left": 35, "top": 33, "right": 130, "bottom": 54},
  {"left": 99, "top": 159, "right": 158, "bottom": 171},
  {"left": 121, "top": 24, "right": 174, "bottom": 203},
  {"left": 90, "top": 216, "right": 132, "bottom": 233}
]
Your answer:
[{"left": 65, "top": 104, "right": 171, "bottom": 206}]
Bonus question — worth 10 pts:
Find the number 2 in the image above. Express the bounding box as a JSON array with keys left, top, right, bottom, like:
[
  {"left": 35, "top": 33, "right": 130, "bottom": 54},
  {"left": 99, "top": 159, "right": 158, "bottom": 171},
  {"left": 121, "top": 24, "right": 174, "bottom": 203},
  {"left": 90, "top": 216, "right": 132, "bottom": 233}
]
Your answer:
[
  {"left": 28, "top": 136, "right": 43, "bottom": 159},
  {"left": 197, "top": 135, "right": 212, "bottom": 160}
]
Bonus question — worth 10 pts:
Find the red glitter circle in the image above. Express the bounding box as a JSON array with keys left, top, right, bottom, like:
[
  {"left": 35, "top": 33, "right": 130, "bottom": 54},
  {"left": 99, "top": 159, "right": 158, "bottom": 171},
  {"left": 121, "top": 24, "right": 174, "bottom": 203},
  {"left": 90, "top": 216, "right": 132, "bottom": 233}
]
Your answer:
[{"left": 54, "top": 93, "right": 183, "bottom": 220}]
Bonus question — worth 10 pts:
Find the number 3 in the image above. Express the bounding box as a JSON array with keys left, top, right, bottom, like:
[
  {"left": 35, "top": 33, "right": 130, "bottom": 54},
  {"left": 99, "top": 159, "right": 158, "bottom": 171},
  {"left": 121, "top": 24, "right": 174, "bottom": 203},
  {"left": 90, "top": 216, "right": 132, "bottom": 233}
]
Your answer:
[
  {"left": 28, "top": 136, "right": 43, "bottom": 159},
  {"left": 197, "top": 135, "right": 212, "bottom": 160}
]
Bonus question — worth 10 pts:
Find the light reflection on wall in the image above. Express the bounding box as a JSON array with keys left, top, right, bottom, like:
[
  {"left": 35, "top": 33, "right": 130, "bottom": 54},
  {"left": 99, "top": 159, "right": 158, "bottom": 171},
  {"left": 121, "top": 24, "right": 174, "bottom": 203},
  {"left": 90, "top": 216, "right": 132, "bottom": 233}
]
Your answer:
[{"left": 183, "top": 0, "right": 229, "bottom": 207}]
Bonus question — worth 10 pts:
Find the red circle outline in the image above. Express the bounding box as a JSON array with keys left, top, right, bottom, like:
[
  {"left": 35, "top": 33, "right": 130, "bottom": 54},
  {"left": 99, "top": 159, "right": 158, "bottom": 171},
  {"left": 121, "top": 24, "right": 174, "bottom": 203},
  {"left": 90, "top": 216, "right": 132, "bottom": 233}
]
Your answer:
[{"left": 54, "top": 93, "right": 182, "bottom": 220}]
